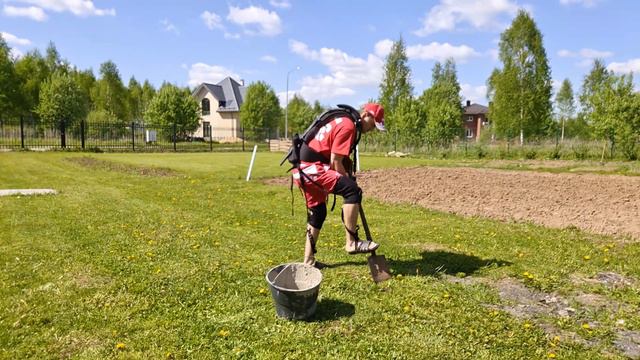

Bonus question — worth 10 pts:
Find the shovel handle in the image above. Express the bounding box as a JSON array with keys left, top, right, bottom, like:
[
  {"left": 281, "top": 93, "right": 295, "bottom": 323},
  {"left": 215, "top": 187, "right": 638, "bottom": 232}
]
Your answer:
[{"left": 358, "top": 205, "right": 374, "bottom": 242}]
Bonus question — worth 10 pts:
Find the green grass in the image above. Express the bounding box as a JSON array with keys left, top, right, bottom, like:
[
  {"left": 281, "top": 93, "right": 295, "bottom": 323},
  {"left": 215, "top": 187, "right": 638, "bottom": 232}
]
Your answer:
[{"left": 1, "top": 152, "right": 638, "bottom": 359}]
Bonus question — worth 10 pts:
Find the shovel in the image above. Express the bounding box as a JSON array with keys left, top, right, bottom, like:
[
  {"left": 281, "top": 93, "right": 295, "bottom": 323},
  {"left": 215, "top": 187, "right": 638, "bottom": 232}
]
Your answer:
[{"left": 359, "top": 205, "right": 392, "bottom": 283}]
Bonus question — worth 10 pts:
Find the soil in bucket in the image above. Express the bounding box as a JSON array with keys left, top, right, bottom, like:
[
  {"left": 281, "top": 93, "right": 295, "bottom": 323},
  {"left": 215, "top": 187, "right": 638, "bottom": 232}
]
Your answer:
[{"left": 265, "top": 263, "right": 323, "bottom": 320}]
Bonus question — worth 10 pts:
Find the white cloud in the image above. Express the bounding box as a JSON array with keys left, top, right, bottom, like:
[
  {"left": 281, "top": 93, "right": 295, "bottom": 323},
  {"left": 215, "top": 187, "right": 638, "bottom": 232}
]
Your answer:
[
  {"left": 227, "top": 6, "right": 282, "bottom": 37},
  {"left": 607, "top": 59, "right": 640, "bottom": 75},
  {"left": 558, "top": 48, "right": 613, "bottom": 67},
  {"left": 375, "top": 39, "right": 479, "bottom": 63},
  {"left": 161, "top": 19, "right": 179, "bottom": 35},
  {"left": 269, "top": 0, "right": 291, "bottom": 9},
  {"left": 201, "top": 11, "right": 223, "bottom": 30},
  {"left": 415, "top": 0, "right": 520, "bottom": 36},
  {"left": 260, "top": 55, "right": 277, "bottom": 63},
  {"left": 187, "top": 63, "right": 239, "bottom": 87},
  {"left": 9, "top": 47, "right": 24, "bottom": 59},
  {"left": 558, "top": 48, "right": 613, "bottom": 59},
  {"left": 461, "top": 84, "right": 488, "bottom": 104},
  {"left": 0, "top": 31, "right": 32, "bottom": 46},
  {"left": 7, "top": 0, "right": 115, "bottom": 17},
  {"left": 2, "top": 5, "right": 47, "bottom": 21},
  {"left": 559, "top": 0, "right": 600, "bottom": 7},
  {"left": 407, "top": 42, "right": 480, "bottom": 63},
  {"left": 289, "top": 39, "right": 384, "bottom": 102},
  {"left": 374, "top": 39, "right": 393, "bottom": 58}
]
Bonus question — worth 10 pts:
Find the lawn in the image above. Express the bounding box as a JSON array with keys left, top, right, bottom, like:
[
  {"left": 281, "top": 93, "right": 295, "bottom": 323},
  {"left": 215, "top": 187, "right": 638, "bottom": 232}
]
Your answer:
[{"left": 1, "top": 152, "right": 638, "bottom": 359}]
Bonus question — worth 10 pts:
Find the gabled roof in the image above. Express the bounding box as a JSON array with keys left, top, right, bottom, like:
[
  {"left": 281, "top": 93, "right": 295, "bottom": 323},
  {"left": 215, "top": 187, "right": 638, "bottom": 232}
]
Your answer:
[
  {"left": 464, "top": 103, "right": 489, "bottom": 115},
  {"left": 192, "top": 77, "right": 246, "bottom": 112}
]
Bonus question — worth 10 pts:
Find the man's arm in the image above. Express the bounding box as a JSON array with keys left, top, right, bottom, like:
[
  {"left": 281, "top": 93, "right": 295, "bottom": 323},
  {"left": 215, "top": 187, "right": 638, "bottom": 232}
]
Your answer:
[{"left": 330, "top": 153, "right": 348, "bottom": 176}]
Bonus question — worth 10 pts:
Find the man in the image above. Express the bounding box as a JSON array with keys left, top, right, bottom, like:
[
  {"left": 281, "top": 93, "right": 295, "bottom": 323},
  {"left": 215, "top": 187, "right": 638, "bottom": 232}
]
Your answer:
[{"left": 293, "top": 103, "right": 386, "bottom": 267}]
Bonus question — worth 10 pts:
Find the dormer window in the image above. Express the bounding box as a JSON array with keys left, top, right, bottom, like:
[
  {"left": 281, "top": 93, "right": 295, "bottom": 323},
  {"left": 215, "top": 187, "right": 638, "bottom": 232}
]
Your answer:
[
  {"left": 201, "top": 98, "right": 210, "bottom": 115},
  {"left": 218, "top": 100, "right": 226, "bottom": 108},
  {"left": 467, "top": 115, "right": 473, "bottom": 122}
]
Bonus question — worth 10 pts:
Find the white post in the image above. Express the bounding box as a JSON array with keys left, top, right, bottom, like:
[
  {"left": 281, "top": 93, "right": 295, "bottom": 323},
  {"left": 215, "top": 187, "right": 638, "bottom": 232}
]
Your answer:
[
  {"left": 246, "top": 145, "right": 258, "bottom": 181},
  {"left": 356, "top": 145, "right": 360, "bottom": 172}
]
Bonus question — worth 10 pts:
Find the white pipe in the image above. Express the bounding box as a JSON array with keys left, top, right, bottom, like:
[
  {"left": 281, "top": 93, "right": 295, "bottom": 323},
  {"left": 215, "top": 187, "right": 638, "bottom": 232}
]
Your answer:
[
  {"left": 356, "top": 144, "right": 360, "bottom": 172},
  {"left": 246, "top": 145, "right": 258, "bottom": 181}
]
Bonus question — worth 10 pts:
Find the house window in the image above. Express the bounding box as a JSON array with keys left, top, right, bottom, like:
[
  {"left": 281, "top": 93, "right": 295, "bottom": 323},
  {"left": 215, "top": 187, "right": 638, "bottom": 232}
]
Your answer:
[
  {"left": 202, "top": 98, "right": 210, "bottom": 115},
  {"left": 218, "top": 100, "right": 226, "bottom": 108},
  {"left": 465, "top": 128, "right": 474, "bottom": 138},
  {"left": 203, "top": 121, "right": 211, "bottom": 138},
  {"left": 467, "top": 115, "right": 473, "bottom": 122}
]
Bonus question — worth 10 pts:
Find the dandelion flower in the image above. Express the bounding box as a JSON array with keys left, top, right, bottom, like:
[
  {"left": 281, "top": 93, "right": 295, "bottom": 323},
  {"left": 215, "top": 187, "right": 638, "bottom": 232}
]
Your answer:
[
  {"left": 259, "top": 288, "right": 267, "bottom": 295},
  {"left": 116, "top": 343, "right": 126, "bottom": 350},
  {"left": 218, "top": 329, "right": 230, "bottom": 337},
  {"left": 582, "top": 323, "right": 590, "bottom": 330},
  {"left": 548, "top": 353, "right": 556, "bottom": 358},
  {"left": 583, "top": 255, "right": 591, "bottom": 260}
]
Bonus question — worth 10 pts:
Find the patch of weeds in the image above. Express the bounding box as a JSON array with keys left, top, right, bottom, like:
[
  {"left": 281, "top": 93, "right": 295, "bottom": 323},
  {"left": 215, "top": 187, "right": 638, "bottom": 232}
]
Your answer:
[{"left": 66, "top": 156, "right": 178, "bottom": 176}]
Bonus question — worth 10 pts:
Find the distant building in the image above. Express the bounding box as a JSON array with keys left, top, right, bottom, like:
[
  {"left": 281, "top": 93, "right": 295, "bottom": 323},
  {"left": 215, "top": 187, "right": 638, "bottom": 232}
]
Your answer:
[
  {"left": 191, "top": 77, "right": 247, "bottom": 141},
  {"left": 462, "top": 100, "right": 489, "bottom": 142}
]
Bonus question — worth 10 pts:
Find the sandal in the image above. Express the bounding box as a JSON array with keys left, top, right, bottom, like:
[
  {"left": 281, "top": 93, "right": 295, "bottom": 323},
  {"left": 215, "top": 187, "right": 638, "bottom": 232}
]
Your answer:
[{"left": 347, "top": 240, "right": 379, "bottom": 255}]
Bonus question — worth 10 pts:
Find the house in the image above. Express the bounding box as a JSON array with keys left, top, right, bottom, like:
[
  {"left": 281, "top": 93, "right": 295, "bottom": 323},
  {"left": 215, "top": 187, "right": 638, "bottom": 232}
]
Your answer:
[
  {"left": 462, "top": 100, "right": 489, "bottom": 142},
  {"left": 191, "top": 77, "right": 247, "bottom": 141}
]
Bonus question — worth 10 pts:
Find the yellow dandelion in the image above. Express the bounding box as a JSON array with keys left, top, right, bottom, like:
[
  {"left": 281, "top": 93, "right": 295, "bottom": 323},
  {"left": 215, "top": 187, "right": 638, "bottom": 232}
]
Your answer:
[
  {"left": 491, "top": 310, "right": 499, "bottom": 316},
  {"left": 523, "top": 271, "right": 530, "bottom": 277},
  {"left": 443, "top": 292, "right": 450, "bottom": 299},
  {"left": 604, "top": 258, "right": 610, "bottom": 264},
  {"left": 548, "top": 353, "right": 556, "bottom": 358},
  {"left": 583, "top": 255, "right": 591, "bottom": 260},
  {"left": 403, "top": 305, "right": 411, "bottom": 312},
  {"left": 518, "top": 252, "right": 525, "bottom": 258},
  {"left": 259, "top": 288, "right": 268, "bottom": 295},
  {"left": 523, "top": 322, "right": 531, "bottom": 329},
  {"left": 116, "top": 343, "right": 126, "bottom": 350},
  {"left": 582, "top": 323, "right": 590, "bottom": 329},
  {"left": 218, "top": 329, "right": 230, "bottom": 337},
  {"left": 603, "top": 248, "right": 609, "bottom": 253},
  {"left": 527, "top": 274, "right": 534, "bottom": 280},
  {"left": 553, "top": 336, "right": 561, "bottom": 343}
]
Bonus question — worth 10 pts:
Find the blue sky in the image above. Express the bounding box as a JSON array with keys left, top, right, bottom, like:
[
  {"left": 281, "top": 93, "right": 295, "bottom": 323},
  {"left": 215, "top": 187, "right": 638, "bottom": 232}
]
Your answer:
[{"left": 2, "top": 0, "right": 640, "bottom": 108}]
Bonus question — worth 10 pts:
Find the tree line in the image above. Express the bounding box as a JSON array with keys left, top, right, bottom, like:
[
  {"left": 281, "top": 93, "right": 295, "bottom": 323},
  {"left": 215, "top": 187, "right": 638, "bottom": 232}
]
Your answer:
[
  {"left": 2, "top": 10, "right": 639, "bottom": 158},
  {"left": 0, "top": 37, "right": 202, "bottom": 138}
]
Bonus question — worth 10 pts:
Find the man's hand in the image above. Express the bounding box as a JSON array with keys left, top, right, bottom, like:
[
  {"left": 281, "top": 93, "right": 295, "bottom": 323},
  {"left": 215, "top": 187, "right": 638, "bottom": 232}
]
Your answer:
[{"left": 330, "top": 153, "right": 348, "bottom": 176}]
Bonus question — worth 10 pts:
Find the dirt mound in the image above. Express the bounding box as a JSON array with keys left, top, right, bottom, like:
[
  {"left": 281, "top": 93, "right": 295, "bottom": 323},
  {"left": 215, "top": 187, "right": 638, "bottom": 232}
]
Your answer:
[{"left": 356, "top": 166, "right": 640, "bottom": 240}]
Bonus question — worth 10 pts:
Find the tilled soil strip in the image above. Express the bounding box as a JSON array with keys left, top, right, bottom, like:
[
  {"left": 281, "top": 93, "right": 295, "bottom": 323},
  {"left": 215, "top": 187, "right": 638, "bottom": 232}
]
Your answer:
[{"left": 356, "top": 167, "right": 640, "bottom": 240}]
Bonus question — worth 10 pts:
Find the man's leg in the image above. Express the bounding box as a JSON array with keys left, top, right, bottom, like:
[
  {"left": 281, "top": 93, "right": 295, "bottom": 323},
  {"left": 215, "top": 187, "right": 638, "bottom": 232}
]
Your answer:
[
  {"left": 304, "top": 203, "right": 326, "bottom": 266},
  {"left": 332, "top": 175, "right": 378, "bottom": 253}
]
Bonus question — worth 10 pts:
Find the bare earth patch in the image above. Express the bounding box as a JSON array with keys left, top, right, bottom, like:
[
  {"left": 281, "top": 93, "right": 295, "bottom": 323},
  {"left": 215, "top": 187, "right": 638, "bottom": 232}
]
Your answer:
[
  {"left": 356, "top": 166, "right": 640, "bottom": 240},
  {"left": 66, "top": 157, "right": 177, "bottom": 177}
]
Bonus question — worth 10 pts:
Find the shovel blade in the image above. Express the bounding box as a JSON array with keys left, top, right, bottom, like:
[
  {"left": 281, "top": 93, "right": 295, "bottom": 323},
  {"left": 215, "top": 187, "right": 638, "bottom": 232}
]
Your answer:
[{"left": 368, "top": 253, "right": 392, "bottom": 283}]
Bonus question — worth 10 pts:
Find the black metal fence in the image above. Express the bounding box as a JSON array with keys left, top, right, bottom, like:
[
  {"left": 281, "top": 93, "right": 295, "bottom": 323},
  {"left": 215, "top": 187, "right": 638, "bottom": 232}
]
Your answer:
[{"left": 0, "top": 117, "right": 273, "bottom": 152}]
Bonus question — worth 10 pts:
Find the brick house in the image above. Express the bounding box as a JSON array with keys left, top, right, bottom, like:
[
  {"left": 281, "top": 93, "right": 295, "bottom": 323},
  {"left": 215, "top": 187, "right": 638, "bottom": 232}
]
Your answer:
[
  {"left": 191, "top": 77, "right": 247, "bottom": 141},
  {"left": 462, "top": 100, "right": 489, "bottom": 142}
]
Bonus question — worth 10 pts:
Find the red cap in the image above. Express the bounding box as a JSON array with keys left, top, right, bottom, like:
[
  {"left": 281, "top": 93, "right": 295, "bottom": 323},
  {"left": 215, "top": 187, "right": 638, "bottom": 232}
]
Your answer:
[{"left": 363, "top": 103, "right": 385, "bottom": 131}]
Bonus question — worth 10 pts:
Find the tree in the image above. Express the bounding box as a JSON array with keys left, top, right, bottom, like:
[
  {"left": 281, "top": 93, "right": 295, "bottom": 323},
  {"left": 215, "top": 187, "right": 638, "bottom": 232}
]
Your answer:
[
  {"left": 45, "top": 42, "right": 63, "bottom": 74},
  {"left": 487, "top": 10, "right": 553, "bottom": 144},
  {"left": 311, "top": 100, "right": 325, "bottom": 118},
  {"left": 0, "top": 34, "right": 23, "bottom": 117},
  {"left": 72, "top": 68, "right": 96, "bottom": 113},
  {"left": 286, "top": 94, "right": 314, "bottom": 135},
  {"left": 378, "top": 36, "right": 413, "bottom": 131},
  {"left": 14, "top": 50, "right": 50, "bottom": 117},
  {"left": 240, "top": 81, "right": 281, "bottom": 130},
  {"left": 37, "top": 70, "right": 88, "bottom": 127},
  {"left": 141, "top": 80, "right": 156, "bottom": 124},
  {"left": 579, "top": 59, "right": 611, "bottom": 123},
  {"left": 555, "top": 78, "right": 575, "bottom": 142},
  {"left": 590, "top": 73, "right": 640, "bottom": 159},
  {"left": 420, "top": 59, "right": 463, "bottom": 146},
  {"left": 128, "top": 77, "right": 143, "bottom": 123},
  {"left": 92, "top": 60, "right": 130, "bottom": 122},
  {"left": 145, "top": 83, "right": 200, "bottom": 140}
]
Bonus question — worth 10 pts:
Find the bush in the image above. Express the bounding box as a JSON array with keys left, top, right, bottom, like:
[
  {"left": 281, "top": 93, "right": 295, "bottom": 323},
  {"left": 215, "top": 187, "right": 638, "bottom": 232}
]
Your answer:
[
  {"left": 475, "top": 145, "right": 487, "bottom": 159},
  {"left": 571, "top": 143, "right": 590, "bottom": 160},
  {"left": 523, "top": 147, "right": 538, "bottom": 160}
]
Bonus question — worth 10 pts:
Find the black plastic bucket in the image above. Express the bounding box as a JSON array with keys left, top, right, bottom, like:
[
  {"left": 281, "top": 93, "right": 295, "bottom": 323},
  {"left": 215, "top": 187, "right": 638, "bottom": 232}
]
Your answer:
[{"left": 265, "top": 263, "right": 322, "bottom": 320}]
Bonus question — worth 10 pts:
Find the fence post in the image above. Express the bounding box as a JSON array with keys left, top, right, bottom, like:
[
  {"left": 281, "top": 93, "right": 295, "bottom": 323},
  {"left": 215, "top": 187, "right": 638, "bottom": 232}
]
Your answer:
[
  {"left": 60, "top": 119, "right": 66, "bottom": 149},
  {"left": 242, "top": 126, "right": 245, "bottom": 152},
  {"left": 81, "top": 120, "right": 85, "bottom": 149},
  {"left": 173, "top": 122, "right": 177, "bottom": 152},
  {"left": 267, "top": 128, "right": 271, "bottom": 151},
  {"left": 20, "top": 116, "right": 25, "bottom": 149},
  {"left": 131, "top": 122, "right": 135, "bottom": 151},
  {"left": 209, "top": 124, "right": 213, "bottom": 152}
]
